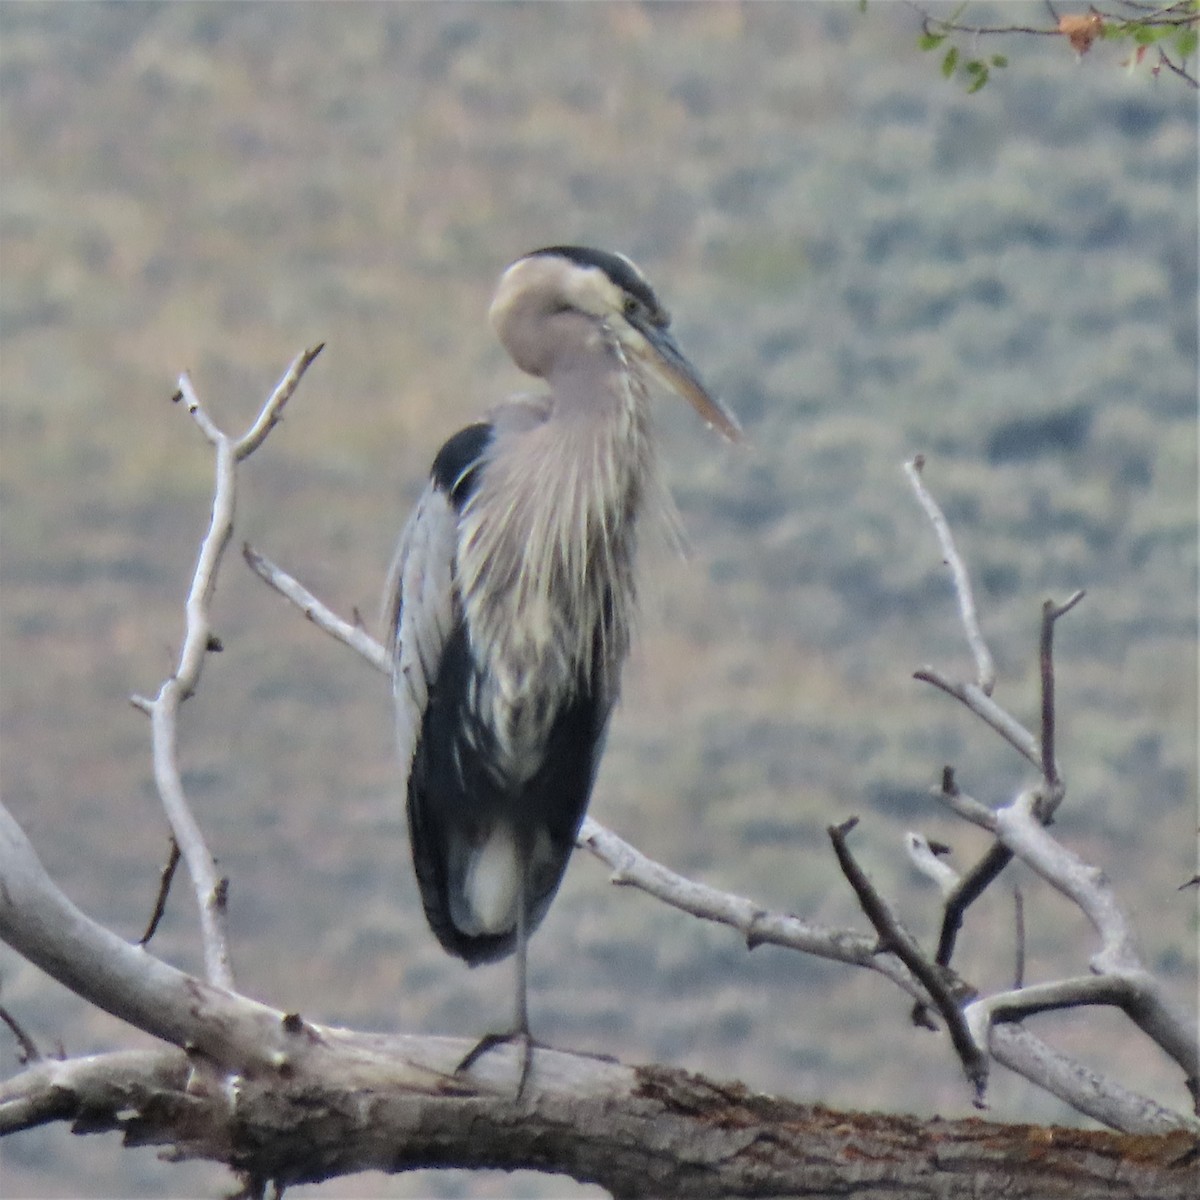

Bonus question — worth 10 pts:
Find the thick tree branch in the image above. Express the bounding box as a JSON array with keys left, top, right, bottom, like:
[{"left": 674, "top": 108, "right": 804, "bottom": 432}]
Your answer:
[
  {"left": 9, "top": 789, "right": 1193, "bottom": 1193},
  {"left": 4, "top": 1042, "right": 1195, "bottom": 1200}
]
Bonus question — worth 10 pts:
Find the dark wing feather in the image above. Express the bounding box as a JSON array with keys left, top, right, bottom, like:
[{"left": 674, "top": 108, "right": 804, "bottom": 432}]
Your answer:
[
  {"left": 411, "top": 622, "right": 612, "bottom": 964},
  {"left": 390, "top": 422, "right": 616, "bottom": 967}
]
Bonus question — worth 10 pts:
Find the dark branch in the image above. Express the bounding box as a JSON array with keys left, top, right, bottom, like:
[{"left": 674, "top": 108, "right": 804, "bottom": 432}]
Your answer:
[
  {"left": 1157, "top": 46, "right": 1200, "bottom": 86},
  {"left": 0, "top": 1004, "right": 41, "bottom": 1065},
  {"left": 827, "top": 818, "right": 990, "bottom": 1105},
  {"left": 139, "top": 838, "right": 181, "bottom": 947},
  {"left": 935, "top": 841, "right": 1016, "bottom": 968},
  {"left": 1039, "top": 590, "right": 1084, "bottom": 798},
  {"left": 1013, "top": 884, "right": 1027, "bottom": 990}
]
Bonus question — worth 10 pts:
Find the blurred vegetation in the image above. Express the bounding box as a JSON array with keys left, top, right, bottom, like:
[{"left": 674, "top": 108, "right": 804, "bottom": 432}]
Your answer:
[{"left": 0, "top": 4, "right": 1195, "bottom": 1198}]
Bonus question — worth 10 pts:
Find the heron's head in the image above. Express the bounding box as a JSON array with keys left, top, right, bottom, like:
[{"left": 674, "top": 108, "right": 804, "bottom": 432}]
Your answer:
[{"left": 489, "top": 246, "right": 741, "bottom": 442}]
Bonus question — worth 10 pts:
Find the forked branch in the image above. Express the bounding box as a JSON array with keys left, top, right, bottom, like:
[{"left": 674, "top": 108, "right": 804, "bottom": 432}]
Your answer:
[{"left": 128, "top": 346, "right": 324, "bottom": 990}]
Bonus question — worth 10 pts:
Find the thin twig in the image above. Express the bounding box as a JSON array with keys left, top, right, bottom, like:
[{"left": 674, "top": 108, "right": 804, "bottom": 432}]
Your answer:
[
  {"left": 1157, "top": 47, "right": 1200, "bottom": 86},
  {"left": 913, "top": 669, "right": 1041, "bottom": 768},
  {"left": 0, "top": 1004, "right": 41, "bottom": 1064},
  {"left": 828, "top": 818, "right": 989, "bottom": 1105},
  {"left": 242, "top": 545, "right": 391, "bottom": 674},
  {"left": 1013, "top": 883, "right": 1026, "bottom": 990},
  {"left": 234, "top": 343, "right": 324, "bottom": 461},
  {"left": 1039, "top": 590, "right": 1085, "bottom": 795},
  {"left": 929, "top": 766, "right": 998, "bottom": 832},
  {"left": 139, "top": 839, "right": 182, "bottom": 947},
  {"left": 905, "top": 457, "right": 996, "bottom": 695}
]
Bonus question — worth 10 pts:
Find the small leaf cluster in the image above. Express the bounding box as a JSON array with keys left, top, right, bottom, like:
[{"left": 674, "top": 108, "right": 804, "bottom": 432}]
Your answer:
[
  {"left": 1099, "top": 9, "right": 1199, "bottom": 61},
  {"left": 919, "top": 30, "right": 1007, "bottom": 94}
]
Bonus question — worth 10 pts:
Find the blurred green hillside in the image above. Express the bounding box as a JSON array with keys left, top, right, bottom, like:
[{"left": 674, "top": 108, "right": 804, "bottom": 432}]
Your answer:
[{"left": 0, "top": 3, "right": 1195, "bottom": 1198}]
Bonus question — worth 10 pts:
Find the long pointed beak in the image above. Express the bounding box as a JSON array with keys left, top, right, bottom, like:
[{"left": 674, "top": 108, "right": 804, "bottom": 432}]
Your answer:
[{"left": 637, "top": 321, "right": 742, "bottom": 443}]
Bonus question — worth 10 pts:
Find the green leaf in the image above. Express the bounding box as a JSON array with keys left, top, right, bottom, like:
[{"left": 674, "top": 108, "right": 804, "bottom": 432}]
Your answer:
[
  {"left": 1133, "top": 24, "right": 1168, "bottom": 45},
  {"left": 967, "top": 67, "right": 990, "bottom": 94},
  {"left": 964, "top": 59, "right": 986, "bottom": 74},
  {"left": 1175, "top": 27, "right": 1198, "bottom": 59},
  {"left": 919, "top": 31, "right": 947, "bottom": 51},
  {"left": 942, "top": 45, "right": 959, "bottom": 78},
  {"left": 991, "top": 54, "right": 1008, "bottom": 68}
]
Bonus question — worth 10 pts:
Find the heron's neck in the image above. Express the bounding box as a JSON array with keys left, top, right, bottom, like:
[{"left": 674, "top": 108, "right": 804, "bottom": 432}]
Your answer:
[{"left": 457, "top": 355, "right": 654, "bottom": 709}]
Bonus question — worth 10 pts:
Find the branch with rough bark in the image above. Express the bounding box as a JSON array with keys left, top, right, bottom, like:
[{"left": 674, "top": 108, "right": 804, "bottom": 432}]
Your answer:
[
  {"left": 1, "top": 356, "right": 1197, "bottom": 1197},
  {"left": 0, "top": 790, "right": 1195, "bottom": 1197}
]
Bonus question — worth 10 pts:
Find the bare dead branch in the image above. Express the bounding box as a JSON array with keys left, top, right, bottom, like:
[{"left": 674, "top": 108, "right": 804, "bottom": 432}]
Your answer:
[
  {"left": 138, "top": 838, "right": 182, "bottom": 947},
  {"left": 929, "top": 766, "right": 999, "bottom": 832},
  {"left": 905, "top": 456, "right": 997, "bottom": 695},
  {"left": 579, "top": 817, "right": 928, "bottom": 1002},
  {"left": 1012, "top": 883, "right": 1026, "bottom": 989},
  {"left": 994, "top": 789, "right": 1199, "bottom": 1100},
  {"left": 913, "top": 669, "right": 1042, "bottom": 768},
  {"left": 242, "top": 544, "right": 391, "bottom": 674},
  {"left": 233, "top": 343, "right": 324, "bottom": 460},
  {"left": 129, "top": 349, "right": 324, "bottom": 992},
  {"left": 0, "top": 1003, "right": 41, "bottom": 1065},
  {"left": 4, "top": 1041, "right": 1195, "bottom": 1199},
  {"left": 828, "top": 818, "right": 989, "bottom": 1105},
  {"left": 1039, "top": 590, "right": 1085, "bottom": 796},
  {"left": 987, "top": 1023, "right": 1199, "bottom": 1135}
]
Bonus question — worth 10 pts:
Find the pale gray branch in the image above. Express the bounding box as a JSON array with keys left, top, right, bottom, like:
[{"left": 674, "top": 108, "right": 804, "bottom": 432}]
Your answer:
[
  {"left": 905, "top": 456, "right": 997, "bottom": 694},
  {"left": 131, "top": 349, "right": 324, "bottom": 992},
  {"left": 243, "top": 544, "right": 391, "bottom": 673},
  {"left": 993, "top": 789, "right": 1199, "bottom": 1094},
  {"left": 988, "top": 1024, "right": 1199, "bottom": 1135},
  {"left": 913, "top": 669, "right": 1042, "bottom": 768},
  {"left": 905, "top": 831, "right": 961, "bottom": 898},
  {"left": 233, "top": 343, "right": 324, "bottom": 460},
  {"left": 0, "top": 799, "right": 288, "bottom": 1071},
  {"left": 578, "top": 816, "right": 928, "bottom": 1003}
]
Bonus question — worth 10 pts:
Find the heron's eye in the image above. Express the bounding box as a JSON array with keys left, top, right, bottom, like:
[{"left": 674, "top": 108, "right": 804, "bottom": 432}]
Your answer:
[{"left": 622, "top": 295, "right": 641, "bottom": 320}]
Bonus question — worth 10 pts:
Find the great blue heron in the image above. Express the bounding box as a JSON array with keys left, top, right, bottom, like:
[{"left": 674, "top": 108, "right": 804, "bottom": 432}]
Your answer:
[{"left": 385, "top": 245, "right": 739, "bottom": 1086}]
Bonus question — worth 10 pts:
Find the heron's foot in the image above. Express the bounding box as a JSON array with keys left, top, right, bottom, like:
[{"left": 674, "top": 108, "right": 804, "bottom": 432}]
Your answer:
[{"left": 456, "top": 1028, "right": 540, "bottom": 1097}]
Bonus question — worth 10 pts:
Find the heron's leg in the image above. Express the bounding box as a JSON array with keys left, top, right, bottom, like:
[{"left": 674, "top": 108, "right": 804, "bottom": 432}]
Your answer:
[{"left": 455, "top": 842, "right": 537, "bottom": 1096}]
